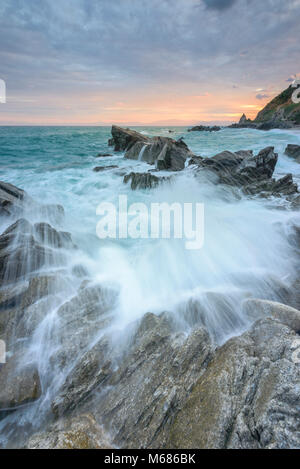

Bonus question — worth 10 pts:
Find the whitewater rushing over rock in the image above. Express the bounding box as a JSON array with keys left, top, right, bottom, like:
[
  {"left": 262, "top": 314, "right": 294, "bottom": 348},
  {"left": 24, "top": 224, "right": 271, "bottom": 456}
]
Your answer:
[
  {"left": 0, "top": 125, "right": 299, "bottom": 448},
  {"left": 137, "top": 144, "right": 148, "bottom": 161}
]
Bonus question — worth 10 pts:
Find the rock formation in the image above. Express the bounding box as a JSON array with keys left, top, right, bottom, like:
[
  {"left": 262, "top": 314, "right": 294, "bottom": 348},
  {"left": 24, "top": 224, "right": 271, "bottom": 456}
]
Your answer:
[
  {"left": 285, "top": 144, "right": 300, "bottom": 163},
  {"left": 108, "top": 126, "right": 194, "bottom": 171},
  {"left": 188, "top": 125, "right": 221, "bottom": 132},
  {"left": 229, "top": 84, "right": 300, "bottom": 130}
]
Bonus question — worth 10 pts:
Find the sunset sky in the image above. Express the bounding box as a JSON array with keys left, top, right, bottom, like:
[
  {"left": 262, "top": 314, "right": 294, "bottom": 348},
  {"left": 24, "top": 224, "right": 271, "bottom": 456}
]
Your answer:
[{"left": 0, "top": 0, "right": 300, "bottom": 126}]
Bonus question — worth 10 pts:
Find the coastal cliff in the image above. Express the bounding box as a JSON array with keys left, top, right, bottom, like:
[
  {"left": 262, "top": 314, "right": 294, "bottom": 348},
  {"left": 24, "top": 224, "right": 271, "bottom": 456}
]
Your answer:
[{"left": 230, "top": 84, "right": 300, "bottom": 130}]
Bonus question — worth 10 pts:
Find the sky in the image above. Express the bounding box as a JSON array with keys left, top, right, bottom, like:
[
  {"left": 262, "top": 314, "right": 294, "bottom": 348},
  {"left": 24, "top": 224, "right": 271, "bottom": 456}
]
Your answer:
[{"left": 0, "top": 0, "right": 300, "bottom": 126}]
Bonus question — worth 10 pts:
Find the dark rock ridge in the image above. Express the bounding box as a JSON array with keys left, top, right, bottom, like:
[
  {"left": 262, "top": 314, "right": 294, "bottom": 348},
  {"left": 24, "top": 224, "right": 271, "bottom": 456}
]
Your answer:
[
  {"left": 108, "top": 126, "right": 194, "bottom": 171},
  {"left": 93, "top": 165, "right": 118, "bottom": 172},
  {"left": 188, "top": 125, "right": 221, "bottom": 132},
  {"left": 123, "top": 172, "right": 171, "bottom": 190},
  {"left": 229, "top": 84, "right": 300, "bottom": 130},
  {"left": 285, "top": 144, "right": 300, "bottom": 163},
  {"left": 108, "top": 125, "right": 149, "bottom": 152},
  {"left": 0, "top": 180, "right": 64, "bottom": 223},
  {"left": 189, "top": 146, "right": 298, "bottom": 197}
]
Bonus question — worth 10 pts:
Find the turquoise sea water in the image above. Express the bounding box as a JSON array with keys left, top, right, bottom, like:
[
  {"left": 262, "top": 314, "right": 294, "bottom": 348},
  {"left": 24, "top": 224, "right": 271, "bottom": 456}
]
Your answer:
[{"left": 1, "top": 125, "right": 300, "bottom": 322}]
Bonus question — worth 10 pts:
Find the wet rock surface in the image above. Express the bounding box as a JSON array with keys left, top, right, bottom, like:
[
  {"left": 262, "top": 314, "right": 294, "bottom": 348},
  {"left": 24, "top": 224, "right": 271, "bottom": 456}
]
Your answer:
[
  {"left": 52, "top": 312, "right": 214, "bottom": 448},
  {"left": 123, "top": 172, "right": 171, "bottom": 190},
  {"left": 167, "top": 317, "right": 300, "bottom": 449},
  {"left": 108, "top": 125, "right": 150, "bottom": 152},
  {"left": 285, "top": 144, "right": 300, "bottom": 162},
  {"left": 125, "top": 136, "right": 194, "bottom": 171},
  {"left": 0, "top": 351, "right": 41, "bottom": 411},
  {"left": 24, "top": 414, "right": 112, "bottom": 449},
  {"left": 93, "top": 165, "right": 118, "bottom": 172}
]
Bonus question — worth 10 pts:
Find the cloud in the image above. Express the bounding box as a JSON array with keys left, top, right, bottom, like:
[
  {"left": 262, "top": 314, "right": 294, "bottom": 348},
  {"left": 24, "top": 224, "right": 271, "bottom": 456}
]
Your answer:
[
  {"left": 286, "top": 75, "right": 296, "bottom": 82},
  {"left": 256, "top": 93, "right": 270, "bottom": 100},
  {"left": 0, "top": 0, "right": 300, "bottom": 123},
  {"left": 203, "top": 0, "right": 237, "bottom": 9}
]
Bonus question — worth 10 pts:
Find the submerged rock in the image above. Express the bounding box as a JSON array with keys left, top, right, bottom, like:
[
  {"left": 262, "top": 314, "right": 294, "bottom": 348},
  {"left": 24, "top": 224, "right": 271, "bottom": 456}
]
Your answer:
[
  {"left": 123, "top": 172, "right": 171, "bottom": 190},
  {"left": 188, "top": 125, "right": 221, "bottom": 132},
  {"left": 24, "top": 414, "right": 112, "bottom": 449},
  {"left": 93, "top": 165, "right": 118, "bottom": 172}
]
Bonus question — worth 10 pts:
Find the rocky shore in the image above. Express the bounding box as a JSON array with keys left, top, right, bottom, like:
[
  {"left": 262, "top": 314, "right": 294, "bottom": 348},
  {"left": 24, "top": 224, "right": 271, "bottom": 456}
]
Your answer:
[{"left": 0, "top": 125, "right": 299, "bottom": 449}]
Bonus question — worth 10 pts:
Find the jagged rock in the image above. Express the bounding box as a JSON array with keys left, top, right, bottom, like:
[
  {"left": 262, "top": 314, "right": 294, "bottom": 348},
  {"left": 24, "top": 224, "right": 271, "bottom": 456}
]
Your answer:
[
  {"left": 167, "top": 317, "right": 300, "bottom": 449},
  {"left": 109, "top": 126, "right": 194, "bottom": 170},
  {"left": 108, "top": 125, "right": 149, "bottom": 152},
  {"left": 93, "top": 165, "right": 118, "bottom": 172},
  {"left": 34, "top": 222, "right": 75, "bottom": 249},
  {"left": 123, "top": 172, "right": 171, "bottom": 190},
  {"left": 0, "top": 218, "right": 76, "bottom": 285},
  {"left": 243, "top": 174, "right": 298, "bottom": 197},
  {"left": 237, "top": 146, "right": 278, "bottom": 181},
  {"left": 24, "top": 414, "right": 112, "bottom": 449},
  {"left": 188, "top": 125, "right": 221, "bottom": 132},
  {"left": 203, "top": 150, "right": 245, "bottom": 168},
  {"left": 239, "top": 114, "right": 249, "bottom": 125},
  {"left": 52, "top": 312, "right": 213, "bottom": 448},
  {"left": 196, "top": 147, "right": 279, "bottom": 188},
  {"left": 0, "top": 274, "right": 73, "bottom": 347},
  {"left": 285, "top": 144, "right": 300, "bottom": 162},
  {"left": 125, "top": 136, "right": 193, "bottom": 171},
  {"left": 96, "top": 153, "right": 113, "bottom": 157},
  {"left": 0, "top": 352, "right": 41, "bottom": 410},
  {"left": 0, "top": 237, "right": 59, "bottom": 285},
  {"left": 188, "top": 156, "right": 204, "bottom": 166},
  {"left": 0, "top": 181, "right": 29, "bottom": 217}
]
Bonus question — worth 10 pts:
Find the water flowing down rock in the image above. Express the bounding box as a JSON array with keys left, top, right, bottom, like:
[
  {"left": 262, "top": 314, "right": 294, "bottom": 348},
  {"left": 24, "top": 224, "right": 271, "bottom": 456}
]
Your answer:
[
  {"left": 123, "top": 172, "right": 171, "bottom": 190},
  {"left": 108, "top": 126, "right": 194, "bottom": 170},
  {"left": 125, "top": 136, "right": 194, "bottom": 171}
]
